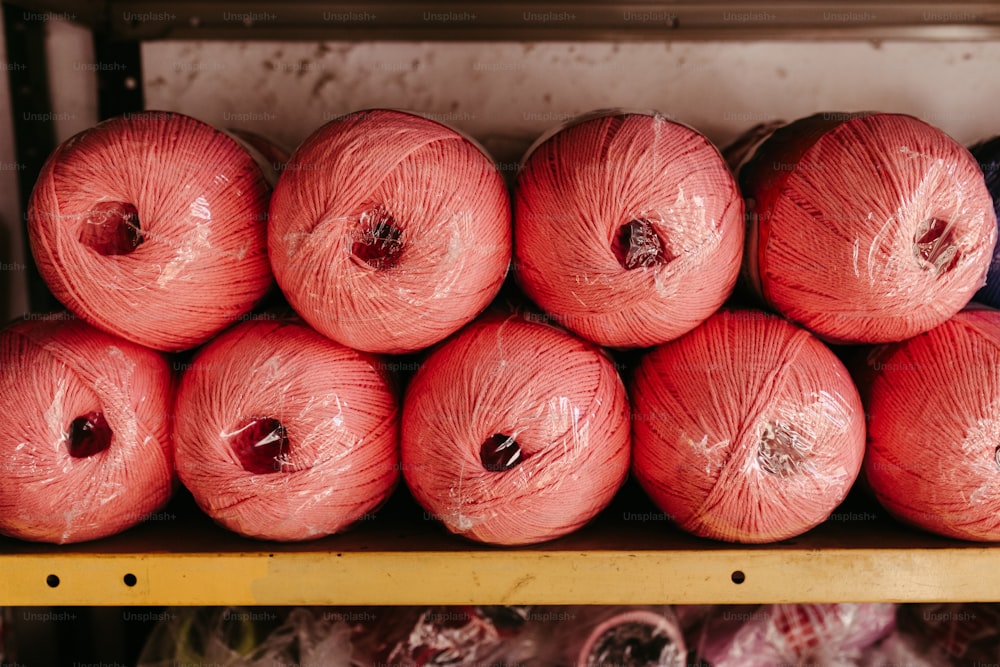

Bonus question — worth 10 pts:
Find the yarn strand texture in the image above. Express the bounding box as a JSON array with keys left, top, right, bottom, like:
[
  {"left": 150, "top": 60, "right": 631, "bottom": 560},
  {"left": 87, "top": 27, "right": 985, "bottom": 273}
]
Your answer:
[
  {"left": 268, "top": 109, "right": 511, "bottom": 354},
  {"left": 631, "top": 310, "right": 866, "bottom": 543},
  {"left": 0, "top": 317, "right": 174, "bottom": 543},
  {"left": 28, "top": 111, "right": 273, "bottom": 352},
  {"left": 173, "top": 318, "right": 399, "bottom": 542},
  {"left": 739, "top": 112, "right": 996, "bottom": 344},
  {"left": 863, "top": 308, "right": 1000, "bottom": 541},
  {"left": 515, "top": 111, "right": 744, "bottom": 348},
  {"left": 401, "top": 314, "right": 631, "bottom": 545}
]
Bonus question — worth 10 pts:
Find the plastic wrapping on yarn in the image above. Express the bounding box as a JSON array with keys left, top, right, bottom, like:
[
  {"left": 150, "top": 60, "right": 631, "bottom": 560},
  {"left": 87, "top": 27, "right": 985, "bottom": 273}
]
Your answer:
[
  {"left": 530, "top": 605, "right": 687, "bottom": 667},
  {"left": 136, "top": 607, "right": 353, "bottom": 667},
  {"left": 631, "top": 308, "right": 866, "bottom": 543},
  {"left": 735, "top": 111, "right": 997, "bottom": 344},
  {"left": 514, "top": 108, "right": 744, "bottom": 348},
  {"left": 27, "top": 111, "right": 274, "bottom": 352},
  {"left": 173, "top": 316, "right": 399, "bottom": 541},
  {"left": 268, "top": 108, "right": 511, "bottom": 354},
  {"left": 863, "top": 307, "right": 1000, "bottom": 541},
  {"left": 349, "top": 605, "right": 537, "bottom": 666},
  {"left": 696, "top": 603, "right": 896, "bottom": 667},
  {"left": 971, "top": 136, "right": 1000, "bottom": 307},
  {"left": 0, "top": 314, "right": 175, "bottom": 543},
  {"left": 401, "top": 311, "right": 631, "bottom": 545}
]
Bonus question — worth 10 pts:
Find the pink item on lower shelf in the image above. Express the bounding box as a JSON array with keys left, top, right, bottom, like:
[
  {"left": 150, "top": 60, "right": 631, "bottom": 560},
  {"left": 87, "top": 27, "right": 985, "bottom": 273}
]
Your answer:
[{"left": 698, "top": 603, "right": 896, "bottom": 666}]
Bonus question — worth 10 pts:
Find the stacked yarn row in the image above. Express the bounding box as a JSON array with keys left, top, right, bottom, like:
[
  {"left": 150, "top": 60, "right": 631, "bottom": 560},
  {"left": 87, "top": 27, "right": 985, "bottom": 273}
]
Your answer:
[{"left": 1, "top": 107, "right": 999, "bottom": 545}]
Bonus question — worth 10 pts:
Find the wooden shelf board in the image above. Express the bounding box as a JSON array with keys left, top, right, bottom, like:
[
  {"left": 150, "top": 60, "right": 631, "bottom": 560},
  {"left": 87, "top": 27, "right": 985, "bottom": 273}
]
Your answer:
[{"left": 1, "top": 487, "right": 997, "bottom": 606}]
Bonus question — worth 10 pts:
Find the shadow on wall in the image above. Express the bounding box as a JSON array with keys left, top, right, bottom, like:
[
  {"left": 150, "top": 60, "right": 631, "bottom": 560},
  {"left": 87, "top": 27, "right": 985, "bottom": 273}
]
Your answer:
[{"left": 0, "top": 213, "right": 29, "bottom": 324}]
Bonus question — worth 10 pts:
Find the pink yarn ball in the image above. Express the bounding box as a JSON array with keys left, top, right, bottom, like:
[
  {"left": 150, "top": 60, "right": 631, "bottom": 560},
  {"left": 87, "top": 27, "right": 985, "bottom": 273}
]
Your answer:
[
  {"left": 173, "top": 318, "right": 399, "bottom": 541},
  {"left": 738, "top": 112, "right": 996, "bottom": 344},
  {"left": 268, "top": 109, "right": 511, "bottom": 354},
  {"left": 27, "top": 111, "right": 273, "bottom": 352},
  {"left": 631, "top": 309, "right": 866, "bottom": 543},
  {"left": 401, "top": 314, "right": 631, "bottom": 545},
  {"left": 699, "top": 603, "right": 896, "bottom": 666},
  {"left": 514, "top": 111, "right": 744, "bottom": 348},
  {"left": 864, "top": 308, "right": 1000, "bottom": 541},
  {"left": 0, "top": 316, "right": 174, "bottom": 543}
]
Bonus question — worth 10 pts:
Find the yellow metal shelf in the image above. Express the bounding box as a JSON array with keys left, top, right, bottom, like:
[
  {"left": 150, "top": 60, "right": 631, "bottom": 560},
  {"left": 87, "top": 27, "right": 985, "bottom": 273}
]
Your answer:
[{"left": 1, "top": 487, "right": 997, "bottom": 606}]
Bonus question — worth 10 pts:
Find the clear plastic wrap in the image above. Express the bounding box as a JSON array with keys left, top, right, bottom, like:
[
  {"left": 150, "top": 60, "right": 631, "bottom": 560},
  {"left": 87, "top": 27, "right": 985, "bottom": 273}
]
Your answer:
[
  {"left": 137, "top": 607, "right": 353, "bottom": 667},
  {"left": 696, "top": 603, "right": 896, "bottom": 666},
  {"left": 862, "top": 307, "right": 1000, "bottom": 541},
  {"left": 731, "top": 111, "right": 997, "bottom": 344},
  {"left": 514, "top": 108, "right": 745, "bottom": 348},
  {"left": 348, "top": 605, "right": 537, "bottom": 666},
  {"left": 27, "top": 111, "right": 273, "bottom": 352},
  {"left": 631, "top": 308, "right": 866, "bottom": 543},
  {"left": 173, "top": 315, "right": 399, "bottom": 541},
  {"left": 738, "top": 112, "right": 997, "bottom": 343},
  {"left": 0, "top": 314, "right": 175, "bottom": 543},
  {"left": 267, "top": 108, "right": 511, "bottom": 354},
  {"left": 400, "top": 311, "right": 631, "bottom": 545}
]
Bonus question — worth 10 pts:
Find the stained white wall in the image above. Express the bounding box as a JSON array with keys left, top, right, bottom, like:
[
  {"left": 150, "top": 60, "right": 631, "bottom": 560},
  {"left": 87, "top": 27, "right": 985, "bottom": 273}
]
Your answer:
[{"left": 143, "top": 40, "right": 1000, "bottom": 163}]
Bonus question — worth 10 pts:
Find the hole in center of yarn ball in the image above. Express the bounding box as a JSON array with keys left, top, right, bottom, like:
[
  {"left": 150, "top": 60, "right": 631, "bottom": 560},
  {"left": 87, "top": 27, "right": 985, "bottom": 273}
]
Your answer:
[
  {"left": 612, "top": 219, "right": 670, "bottom": 270},
  {"left": 66, "top": 411, "right": 113, "bottom": 458},
  {"left": 591, "top": 622, "right": 674, "bottom": 665},
  {"left": 913, "top": 217, "right": 960, "bottom": 274},
  {"left": 994, "top": 445, "right": 1000, "bottom": 470},
  {"left": 231, "top": 417, "right": 290, "bottom": 475},
  {"left": 479, "top": 434, "right": 525, "bottom": 472},
  {"left": 352, "top": 205, "right": 403, "bottom": 270},
  {"left": 79, "top": 201, "right": 143, "bottom": 256},
  {"left": 756, "top": 421, "right": 808, "bottom": 478}
]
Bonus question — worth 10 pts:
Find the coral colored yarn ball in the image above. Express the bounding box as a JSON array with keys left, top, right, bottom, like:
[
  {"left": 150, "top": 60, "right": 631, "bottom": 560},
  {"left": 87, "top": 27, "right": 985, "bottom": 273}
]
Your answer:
[
  {"left": 0, "top": 316, "right": 174, "bottom": 543},
  {"left": 864, "top": 308, "right": 1000, "bottom": 541},
  {"left": 268, "top": 109, "right": 511, "bottom": 354},
  {"left": 27, "top": 111, "right": 273, "bottom": 353},
  {"left": 401, "top": 315, "right": 631, "bottom": 545},
  {"left": 173, "top": 318, "right": 399, "bottom": 541},
  {"left": 514, "top": 111, "right": 744, "bottom": 348},
  {"left": 631, "top": 309, "right": 866, "bottom": 543},
  {"left": 971, "top": 136, "right": 1000, "bottom": 307},
  {"left": 738, "top": 112, "right": 996, "bottom": 344}
]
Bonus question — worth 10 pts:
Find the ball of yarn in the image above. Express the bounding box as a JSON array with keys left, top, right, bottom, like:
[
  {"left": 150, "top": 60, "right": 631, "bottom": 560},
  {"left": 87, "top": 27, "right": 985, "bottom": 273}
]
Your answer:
[
  {"left": 173, "top": 318, "right": 398, "bottom": 541},
  {"left": 863, "top": 308, "right": 1000, "bottom": 540},
  {"left": 631, "top": 309, "right": 866, "bottom": 543},
  {"left": 401, "top": 314, "right": 630, "bottom": 545},
  {"left": 971, "top": 136, "right": 1000, "bottom": 307},
  {"left": 738, "top": 112, "right": 996, "bottom": 344},
  {"left": 0, "top": 315, "right": 174, "bottom": 543},
  {"left": 577, "top": 609, "right": 687, "bottom": 667},
  {"left": 698, "top": 603, "right": 896, "bottom": 667},
  {"left": 27, "top": 111, "right": 273, "bottom": 352},
  {"left": 268, "top": 109, "right": 511, "bottom": 354},
  {"left": 514, "top": 110, "right": 744, "bottom": 348}
]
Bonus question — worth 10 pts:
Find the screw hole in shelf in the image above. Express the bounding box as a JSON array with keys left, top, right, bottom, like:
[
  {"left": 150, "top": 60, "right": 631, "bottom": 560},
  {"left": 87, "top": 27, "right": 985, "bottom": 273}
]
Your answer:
[
  {"left": 123, "top": 573, "right": 137, "bottom": 587},
  {"left": 46, "top": 574, "right": 59, "bottom": 588},
  {"left": 731, "top": 570, "right": 746, "bottom": 584}
]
